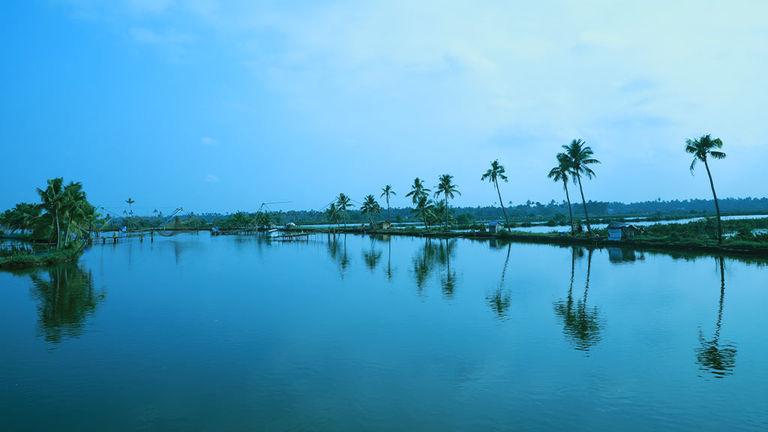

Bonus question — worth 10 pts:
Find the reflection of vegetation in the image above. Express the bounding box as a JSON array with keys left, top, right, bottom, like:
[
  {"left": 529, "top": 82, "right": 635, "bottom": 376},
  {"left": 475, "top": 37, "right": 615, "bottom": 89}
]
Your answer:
[
  {"left": 487, "top": 242, "right": 512, "bottom": 319},
  {"left": 384, "top": 236, "right": 394, "bottom": 280},
  {"left": 438, "top": 239, "right": 457, "bottom": 298},
  {"left": 326, "top": 233, "right": 351, "bottom": 277},
  {"left": 554, "top": 248, "right": 601, "bottom": 351},
  {"left": 362, "top": 236, "right": 382, "bottom": 271},
  {"left": 412, "top": 239, "right": 437, "bottom": 292},
  {"left": 30, "top": 264, "right": 104, "bottom": 343},
  {"left": 696, "top": 257, "right": 737, "bottom": 378}
]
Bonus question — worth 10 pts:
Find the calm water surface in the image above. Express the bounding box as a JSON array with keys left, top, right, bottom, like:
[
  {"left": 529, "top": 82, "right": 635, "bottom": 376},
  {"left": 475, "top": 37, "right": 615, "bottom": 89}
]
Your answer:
[{"left": 1, "top": 233, "right": 767, "bottom": 431}]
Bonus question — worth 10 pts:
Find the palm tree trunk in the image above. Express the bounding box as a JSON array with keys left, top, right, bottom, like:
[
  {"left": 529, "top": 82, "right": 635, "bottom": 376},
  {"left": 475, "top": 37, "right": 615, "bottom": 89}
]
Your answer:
[
  {"left": 576, "top": 175, "right": 592, "bottom": 235},
  {"left": 444, "top": 196, "right": 449, "bottom": 228},
  {"left": 54, "top": 211, "right": 61, "bottom": 249},
  {"left": 387, "top": 198, "right": 391, "bottom": 222},
  {"left": 703, "top": 159, "right": 723, "bottom": 244},
  {"left": 563, "top": 179, "right": 574, "bottom": 235},
  {"left": 494, "top": 179, "right": 509, "bottom": 225}
]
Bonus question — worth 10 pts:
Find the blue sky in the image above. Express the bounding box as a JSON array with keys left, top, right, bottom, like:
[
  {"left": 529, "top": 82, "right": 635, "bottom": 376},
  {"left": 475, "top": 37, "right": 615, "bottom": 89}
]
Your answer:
[{"left": 2, "top": 0, "right": 767, "bottom": 214}]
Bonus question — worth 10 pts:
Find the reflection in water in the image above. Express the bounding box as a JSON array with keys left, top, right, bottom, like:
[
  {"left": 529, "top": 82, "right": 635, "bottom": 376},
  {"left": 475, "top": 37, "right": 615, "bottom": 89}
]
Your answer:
[
  {"left": 30, "top": 264, "right": 105, "bottom": 343},
  {"left": 607, "top": 247, "right": 645, "bottom": 264},
  {"left": 488, "top": 242, "right": 512, "bottom": 319},
  {"left": 696, "top": 257, "right": 737, "bottom": 378},
  {"left": 327, "top": 234, "right": 351, "bottom": 277},
  {"left": 385, "top": 236, "right": 394, "bottom": 281},
  {"left": 438, "top": 239, "right": 457, "bottom": 298},
  {"left": 412, "top": 239, "right": 437, "bottom": 292},
  {"left": 554, "top": 248, "right": 602, "bottom": 351},
  {"left": 362, "top": 237, "right": 382, "bottom": 271}
]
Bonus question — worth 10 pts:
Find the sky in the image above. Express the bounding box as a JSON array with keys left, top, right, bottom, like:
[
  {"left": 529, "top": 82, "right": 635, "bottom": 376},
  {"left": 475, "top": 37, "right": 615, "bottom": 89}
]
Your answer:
[{"left": 2, "top": 0, "right": 767, "bottom": 215}]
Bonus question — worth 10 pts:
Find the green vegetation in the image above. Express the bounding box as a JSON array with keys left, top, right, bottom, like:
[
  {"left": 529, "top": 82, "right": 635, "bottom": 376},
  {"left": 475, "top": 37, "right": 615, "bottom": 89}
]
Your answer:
[
  {"left": 434, "top": 174, "right": 460, "bottom": 228},
  {"left": 380, "top": 185, "right": 396, "bottom": 222},
  {"left": 360, "top": 195, "right": 382, "bottom": 226},
  {"left": 548, "top": 153, "right": 575, "bottom": 234}
]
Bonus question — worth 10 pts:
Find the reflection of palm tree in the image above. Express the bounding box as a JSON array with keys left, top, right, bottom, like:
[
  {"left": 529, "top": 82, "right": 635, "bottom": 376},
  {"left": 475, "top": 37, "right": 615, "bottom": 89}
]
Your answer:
[
  {"left": 488, "top": 242, "right": 512, "bottom": 319},
  {"left": 362, "top": 236, "right": 382, "bottom": 271},
  {"left": 384, "top": 236, "right": 394, "bottom": 280},
  {"left": 696, "top": 257, "right": 737, "bottom": 378},
  {"left": 30, "top": 264, "right": 104, "bottom": 343},
  {"left": 412, "top": 239, "right": 437, "bottom": 292},
  {"left": 326, "top": 233, "right": 350, "bottom": 278},
  {"left": 439, "top": 239, "right": 457, "bottom": 298},
  {"left": 554, "top": 248, "right": 601, "bottom": 351}
]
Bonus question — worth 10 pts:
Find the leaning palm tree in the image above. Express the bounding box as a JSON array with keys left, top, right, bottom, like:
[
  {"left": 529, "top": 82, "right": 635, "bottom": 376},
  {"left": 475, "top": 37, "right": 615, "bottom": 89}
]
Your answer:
[
  {"left": 325, "top": 203, "right": 340, "bottom": 231},
  {"left": 481, "top": 160, "right": 510, "bottom": 225},
  {"left": 360, "top": 195, "right": 382, "bottom": 226},
  {"left": 686, "top": 134, "right": 727, "bottom": 244},
  {"left": 548, "top": 153, "right": 575, "bottom": 234},
  {"left": 561, "top": 139, "right": 599, "bottom": 235},
  {"left": 335, "top": 193, "right": 353, "bottom": 228},
  {"left": 380, "top": 185, "right": 396, "bottom": 221},
  {"left": 434, "top": 174, "right": 461, "bottom": 228},
  {"left": 405, "top": 178, "right": 430, "bottom": 206}
]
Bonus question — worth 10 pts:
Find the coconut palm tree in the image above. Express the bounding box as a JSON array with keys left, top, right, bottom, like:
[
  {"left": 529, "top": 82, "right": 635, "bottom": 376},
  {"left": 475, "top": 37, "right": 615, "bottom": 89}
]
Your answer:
[
  {"left": 405, "top": 177, "right": 430, "bottom": 207},
  {"left": 560, "top": 139, "right": 600, "bottom": 235},
  {"left": 325, "top": 203, "right": 340, "bottom": 230},
  {"left": 481, "top": 160, "right": 509, "bottom": 225},
  {"left": 125, "top": 198, "right": 135, "bottom": 215},
  {"left": 434, "top": 174, "right": 460, "bottom": 228},
  {"left": 548, "top": 153, "right": 575, "bottom": 234},
  {"left": 686, "top": 134, "right": 727, "bottom": 244},
  {"left": 413, "top": 195, "right": 435, "bottom": 229},
  {"left": 335, "top": 193, "right": 353, "bottom": 228},
  {"left": 37, "top": 178, "right": 66, "bottom": 248},
  {"left": 380, "top": 185, "right": 396, "bottom": 221},
  {"left": 360, "top": 195, "right": 382, "bottom": 226}
]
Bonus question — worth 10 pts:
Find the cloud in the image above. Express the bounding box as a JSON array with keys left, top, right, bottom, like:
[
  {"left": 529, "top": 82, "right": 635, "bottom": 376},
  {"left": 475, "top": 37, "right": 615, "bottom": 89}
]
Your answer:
[
  {"left": 200, "top": 136, "right": 217, "bottom": 146},
  {"left": 203, "top": 174, "right": 220, "bottom": 183}
]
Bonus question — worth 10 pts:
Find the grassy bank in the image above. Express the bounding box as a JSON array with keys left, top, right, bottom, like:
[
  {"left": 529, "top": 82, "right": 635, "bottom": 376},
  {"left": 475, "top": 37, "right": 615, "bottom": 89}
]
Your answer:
[{"left": 0, "top": 244, "right": 83, "bottom": 270}]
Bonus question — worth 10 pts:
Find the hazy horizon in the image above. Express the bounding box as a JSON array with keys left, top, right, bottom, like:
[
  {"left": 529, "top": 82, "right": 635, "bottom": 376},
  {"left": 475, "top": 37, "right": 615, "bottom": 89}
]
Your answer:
[{"left": 3, "top": 1, "right": 767, "bottom": 214}]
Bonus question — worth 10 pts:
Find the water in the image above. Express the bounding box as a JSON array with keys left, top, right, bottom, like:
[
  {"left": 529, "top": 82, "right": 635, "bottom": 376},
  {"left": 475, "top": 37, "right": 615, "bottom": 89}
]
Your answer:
[{"left": 1, "top": 233, "right": 766, "bottom": 431}]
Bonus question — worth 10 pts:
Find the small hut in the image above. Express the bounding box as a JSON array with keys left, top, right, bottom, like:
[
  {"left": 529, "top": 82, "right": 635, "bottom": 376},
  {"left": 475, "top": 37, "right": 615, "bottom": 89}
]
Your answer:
[
  {"left": 487, "top": 221, "right": 503, "bottom": 233},
  {"left": 607, "top": 222, "right": 639, "bottom": 241}
]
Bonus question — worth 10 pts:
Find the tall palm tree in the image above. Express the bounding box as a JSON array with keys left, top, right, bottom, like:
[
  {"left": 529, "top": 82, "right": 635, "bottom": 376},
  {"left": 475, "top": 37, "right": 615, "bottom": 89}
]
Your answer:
[
  {"left": 481, "top": 160, "right": 509, "bottom": 225},
  {"left": 405, "top": 178, "right": 430, "bottom": 206},
  {"left": 335, "top": 193, "right": 353, "bottom": 228},
  {"left": 548, "top": 153, "right": 575, "bottom": 234},
  {"left": 380, "top": 185, "right": 396, "bottom": 221},
  {"left": 125, "top": 198, "right": 135, "bottom": 215},
  {"left": 37, "top": 178, "right": 66, "bottom": 248},
  {"left": 434, "top": 174, "right": 460, "bottom": 228},
  {"left": 560, "top": 139, "right": 599, "bottom": 235},
  {"left": 686, "top": 134, "right": 727, "bottom": 244},
  {"left": 360, "top": 195, "right": 382, "bottom": 226}
]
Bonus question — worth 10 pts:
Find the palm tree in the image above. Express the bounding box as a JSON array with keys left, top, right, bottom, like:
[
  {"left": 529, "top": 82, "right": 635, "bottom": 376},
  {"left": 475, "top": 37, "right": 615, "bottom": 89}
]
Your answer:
[
  {"left": 125, "top": 198, "right": 135, "bottom": 215},
  {"left": 434, "top": 174, "right": 460, "bottom": 228},
  {"left": 405, "top": 178, "right": 430, "bottom": 206},
  {"left": 335, "top": 193, "right": 353, "bottom": 228},
  {"left": 548, "top": 153, "right": 575, "bottom": 234},
  {"left": 560, "top": 139, "right": 599, "bottom": 235},
  {"left": 37, "top": 178, "right": 66, "bottom": 248},
  {"left": 696, "top": 257, "right": 737, "bottom": 377},
  {"left": 413, "top": 195, "right": 435, "bottom": 229},
  {"left": 481, "top": 160, "right": 509, "bottom": 225},
  {"left": 325, "top": 203, "right": 340, "bottom": 230},
  {"left": 380, "top": 185, "right": 396, "bottom": 221},
  {"left": 360, "top": 195, "right": 382, "bottom": 226},
  {"left": 686, "top": 134, "right": 727, "bottom": 244}
]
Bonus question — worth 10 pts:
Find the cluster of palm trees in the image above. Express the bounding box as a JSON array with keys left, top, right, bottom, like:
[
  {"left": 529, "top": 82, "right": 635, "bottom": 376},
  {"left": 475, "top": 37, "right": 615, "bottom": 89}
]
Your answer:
[
  {"left": 324, "top": 134, "right": 728, "bottom": 244},
  {"left": 0, "top": 178, "right": 96, "bottom": 249}
]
